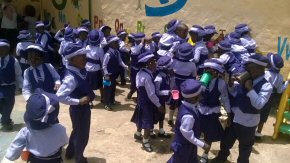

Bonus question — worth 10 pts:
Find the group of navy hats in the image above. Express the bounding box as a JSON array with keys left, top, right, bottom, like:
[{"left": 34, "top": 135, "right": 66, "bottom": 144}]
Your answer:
[{"left": 24, "top": 92, "right": 59, "bottom": 130}]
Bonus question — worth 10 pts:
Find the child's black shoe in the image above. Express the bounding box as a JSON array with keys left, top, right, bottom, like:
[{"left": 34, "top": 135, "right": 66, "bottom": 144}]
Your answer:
[
  {"left": 142, "top": 142, "right": 153, "bottom": 153},
  {"left": 158, "top": 132, "right": 171, "bottom": 138},
  {"left": 134, "top": 133, "right": 142, "bottom": 140}
]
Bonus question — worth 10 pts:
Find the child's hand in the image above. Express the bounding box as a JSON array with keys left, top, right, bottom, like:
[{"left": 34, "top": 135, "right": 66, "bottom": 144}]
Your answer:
[
  {"left": 244, "top": 79, "right": 253, "bottom": 91},
  {"left": 203, "top": 143, "right": 210, "bottom": 151},
  {"left": 158, "top": 106, "right": 165, "bottom": 114},
  {"left": 104, "top": 75, "right": 110, "bottom": 80},
  {"left": 54, "top": 84, "right": 61, "bottom": 91},
  {"left": 79, "top": 96, "right": 90, "bottom": 105}
]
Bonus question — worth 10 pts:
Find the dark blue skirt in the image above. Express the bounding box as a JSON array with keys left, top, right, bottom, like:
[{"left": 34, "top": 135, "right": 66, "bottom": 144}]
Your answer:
[
  {"left": 86, "top": 70, "right": 103, "bottom": 90},
  {"left": 167, "top": 142, "right": 198, "bottom": 163},
  {"left": 131, "top": 103, "right": 159, "bottom": 129},
  {"left": 200, "top": 113, "right": 224, "bottom": 142}
]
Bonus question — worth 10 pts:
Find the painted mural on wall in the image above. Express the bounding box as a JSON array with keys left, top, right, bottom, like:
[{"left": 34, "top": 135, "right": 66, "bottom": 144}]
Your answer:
[{"left": 145, "top": 0, "right": 188, "bottom": 16}]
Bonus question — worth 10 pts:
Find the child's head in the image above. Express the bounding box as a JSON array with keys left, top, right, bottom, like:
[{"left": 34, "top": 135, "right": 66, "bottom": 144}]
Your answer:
[
  {"left": 63, "top": 43, "right": 88, "bottom": 69},
  {"left": 200, "top": 59, "right": 225, "bottom": 78},
  {"left": 25, "top": 44, "right": 46, "bottom": 68},
  {"left": 217, "top": 40, "right": 232, "bottom": 55},
  {"left": 204, "top": 25, "right": 217, "bottom": 41},
  {"left": 35, "top": 21, "right": 45, "bottom": 34},
  {"left": 235, "top": 23, "right": 250, "bottom": 36},
  {"left": 24, "top": 92, "right": 59, "bottom": 130},
  {"left": 106, "top": 35, "right": 120, "bottom": 49},
  {"left": 17, "top": 30, "right": 33, "bottom": 42},
  {"left": 151, "top": 32, "right": 162, "bottom": 43},
  {"left": 134, "top": 32, "right": 145, "bottom": 45},
  {"left": 157, "top": 56, "right": 174, "bottom": 74},
  {"left": 181, "top": 79, "right": 203, "bottom": 104},
  {"left": 175, "top": 42, "right": 194, "bottom": 62},
  {"left": 266, "top": 53, "right": 284, "bottom": 73},
  {"left": 81, "top": 19, "right": 91, "bottom": 31},
  {"left": 189, "top": 25, "right": 205, "bottom": 42},
  {"left": 64, "top": 26, "right": 75, "bottom": 41},
  {"left": 138, "top": 52, "right": 156, "bottom": 72},
  {"left": 117, "top": 30, "right": 128, "bottom": 41},
  {"left": 175, "top": 23, "right": 188, "bottom": 40},
  {"left": 88, "top": 29, "right": 104, "bottom": 46},
  {"left": 244, "top": 53, "right": 269, "bottom": 79},
  {"left": 0, "top": 39, "right": 10, "bottom": 57},
  {"left": 100, "top": 25, "right": 112, "bottom": 38},
  {"left": 128, "top": 33, "right": 135, "bottom": 44},
  {"left": 77, "top": 27, "right": 89, "bottom": 41}
]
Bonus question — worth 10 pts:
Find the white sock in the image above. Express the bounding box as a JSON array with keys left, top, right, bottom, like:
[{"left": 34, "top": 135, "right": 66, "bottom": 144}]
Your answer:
[
  {"left": 202, "top": 153, "right": 208, "bottom": 158},
  {"left": 169, "top": 109, "right": 174, "bottom": 120},
  {"left": 143, "top": 138, "right": 149, "bottom": 143},
  {"left": 135, "top": 131, "right": 141, "bottom": 136},
  {"left": 159, "top": 128, "right": 165, "bottom": 134},
  {"left": 150, "top": 131, "right": 155, "bottom": 135}
]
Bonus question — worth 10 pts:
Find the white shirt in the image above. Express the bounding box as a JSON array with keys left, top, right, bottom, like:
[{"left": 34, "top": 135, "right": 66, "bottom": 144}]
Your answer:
[
  {"left": 85, "top": 45, "right": 104, "bottom": 72},
  {"left": 193, "top": 40, "right": 208, "bottom": 63},
  {"left": 54, "top": 30, "right": 64, "bottom": 43},
  {"left": 119, "top": 40, "right": 130, "bottom": 53},
  {"left": 199, "top": 78, "right": 231, "bottom": 115},
  {"left": 180, "top": 101, "right": 205, "bottom": 148},
  {"left": 230, "top": 75, "right": 273, "bottom": 127},
  {"left": 0, "top": 55, "right": 23, "bottom": 88},
  {"left": 154, "top": 71, "right": 170, "bottom": 96},
  {"left": 265, "top": 70, "right": 288, "bottom": 94},
  {"left": 56, "top": 65, "right": 85, "bottom": 105},
  {"left": 5, "top": 124, "right": 68, "bottom": 161},
  {"left": 22, "top": 63, "right": 61, "bottom": 101},
  {"left": 136, "top": 68, "right": 161, "bottom": 108}
]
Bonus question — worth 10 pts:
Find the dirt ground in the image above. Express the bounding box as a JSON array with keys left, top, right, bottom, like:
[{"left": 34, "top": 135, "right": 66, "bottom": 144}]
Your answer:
[{"left": 1, "top": 84, "right": 290, "bottom": 163}]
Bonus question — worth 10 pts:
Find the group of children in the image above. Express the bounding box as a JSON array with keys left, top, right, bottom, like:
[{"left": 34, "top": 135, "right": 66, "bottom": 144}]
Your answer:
[{"left": 0, "top": 18, "right": 289, "bottom": 163}]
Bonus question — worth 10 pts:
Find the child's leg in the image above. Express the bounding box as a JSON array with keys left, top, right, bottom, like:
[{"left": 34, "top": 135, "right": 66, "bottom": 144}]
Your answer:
[
  {"left": 0, "top": 86, "right": 15, "bottom": 130},
  {"left": 168, "top": 105, "right": 175, "bottom": 126},
  {"left": 69, "top": 106, "right": 91, "bottom": 162},
  {"left": 142, "top": 129, "right": 153, "bottom": 152},
  {"left": 99, "top": 87, "right": 104, "bottom": 102},
  {"left": 110, "top": 78, "right": 117, "bottom": 103}
]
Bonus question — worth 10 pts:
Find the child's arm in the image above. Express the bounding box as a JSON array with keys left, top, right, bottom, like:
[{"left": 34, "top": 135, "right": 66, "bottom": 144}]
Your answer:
[
  {"left": 119, "top": 41, "right": 130, "bottom": 53},
  {"left": 45, "top": 63, "right": 61, "bottom": 90},
  {"left": 102, "top": 53, "right": 110, "bottom": 77},
  {"left": 117, "top": 52, "right": 128, "bottom": 69},
  {"left": 144, "top": 75, "right": 162, "bottom": 108},
  {"left": 219, "top": 79, "right": 231, "bottom": 113},
  {"left": 180, "top": 115, "right": 208, "bottom": 149},
  {"left": 193, "top": 45, "right": 203, "bottom": 63},
  {"left": 39, "top": 34, "right": 49, "bottom": 49},
  {"left": 5, "top": 128, "right": 27, "bottom": 161},
  {"left": 246, "top": 80, "right": 273, "bottom": 110},
  {"left": 130, "top": 43, "right": 143, "bottom": 55},
  {"left": 54, "top": 30, "right": 64, "bottom": 42},
  {"left": 214, "top": 53, "right": 230, "bottom": 64},
  {"left": 275, "top": 74, "right": 289, "bottom": 94},
  {"left": 14, "top": 58, "right": 23, "bottom": 89},
  {"left": 56, "top": 75, "right": 80, "bottom": 105},
  {"left": 22, "top": 69, "right": 33, "bottom": 101}
]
